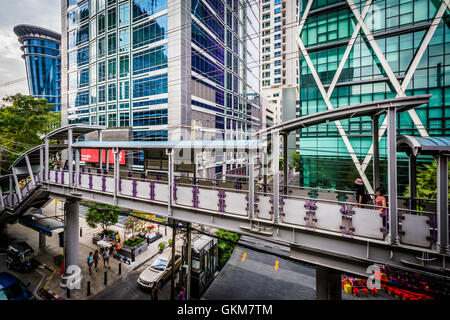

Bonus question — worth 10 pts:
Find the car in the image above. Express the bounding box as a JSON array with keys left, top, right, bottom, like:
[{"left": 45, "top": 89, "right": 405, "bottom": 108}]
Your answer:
[
  {"left": 137, "top": 251, "right": 182, "bottom": 290},
  {"left": 6, "top": 242, "right": 35, "bottom": 272},
  {"left": 0, "top": 272, "right": 35, "bottom": 300}
]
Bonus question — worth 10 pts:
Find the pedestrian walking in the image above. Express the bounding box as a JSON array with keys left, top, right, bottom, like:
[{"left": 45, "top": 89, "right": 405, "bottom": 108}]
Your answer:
[
  {"left": 87, "top": 252, "right": 94, "bottom": 275},
  {"left": 93, "top": 250, "right": 100, "bottom": 272},
  {"left": 177, "top": 286, "right": 186, "bottom": 300},
  {"left": 151, "top": 283, "right": 160, "bottom": 300},
  {"left": 103, "top": 247, "right": 110, "bottom": 269},
  {"left": 63, "top": 160, "right": 69, "bottom": 171}
]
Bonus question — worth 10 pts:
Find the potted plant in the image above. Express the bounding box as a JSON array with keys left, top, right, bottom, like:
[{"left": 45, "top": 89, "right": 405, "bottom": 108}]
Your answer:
[
  {"left": 168, "top": 238, "right": 173, "bottom": 247},
  {"left": 158, "top": 242, "right": 166, "bottom": 252}
]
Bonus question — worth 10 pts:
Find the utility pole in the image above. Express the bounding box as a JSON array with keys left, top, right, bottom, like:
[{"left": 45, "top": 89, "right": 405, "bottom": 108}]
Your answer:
[{"left": 186, "top": 223, "right": 192, "bottom": 300}]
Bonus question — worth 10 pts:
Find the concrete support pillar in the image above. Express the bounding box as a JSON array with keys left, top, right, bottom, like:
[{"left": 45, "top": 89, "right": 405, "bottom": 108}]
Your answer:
[
  {"left": 408, "top": 154, "right": 417, "bottom": 210},
  {"left": 272, "top": 131, "right": 280, "bottom": 224},
  {"left": 372, "top": 115, "right": 380, "bottom": 193},
  {"left": 64, "top": 199, "right": 79, "bottom": 272},
  {"left": 263, "top": 146, "right": 268, "bottom": 193},
  {"left": 282, "top": 133, "right": 288, "bottom": 195},
  {"left": 39, "top": 232, "right": 46, "bottom": 248},
  {"left": 316, "top": 266, "right": 342, "bottom": 300},
  {"left": 25, "top": 154, "right": 35, "bottom": 187},
  {"left": 436, "top": 155, "right": 449, "bottom": 255},
  {"left": 44, "top": 139, "right": 49, "bottom": 182},
  {"left": 387, "top": 107, "right": 398, "bottom": 245},
  {"left": 68, "top": 128, "right": 73, "bottom": 187}
]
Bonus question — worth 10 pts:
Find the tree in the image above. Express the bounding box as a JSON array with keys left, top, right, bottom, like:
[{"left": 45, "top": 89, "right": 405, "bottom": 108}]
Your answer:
[
  {"left": 215, "top": 229, "right": 240, "bottom": 265},
  {"left": 0, "top": 94, "right": 61, "bottom": 172},
  {"left": 290, "top": 152, "right": 301, "bottom": 171},
  {"left": 404, "top": 161, "right": 450, "bottom": 200},
  {"left": 85, "top": 203, "right": 119, "bottom": 235}
]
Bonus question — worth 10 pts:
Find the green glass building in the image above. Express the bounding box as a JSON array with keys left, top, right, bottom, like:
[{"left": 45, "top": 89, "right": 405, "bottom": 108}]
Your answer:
[{"left": 297, "top": 0, "right": 450, "bottom": 193}]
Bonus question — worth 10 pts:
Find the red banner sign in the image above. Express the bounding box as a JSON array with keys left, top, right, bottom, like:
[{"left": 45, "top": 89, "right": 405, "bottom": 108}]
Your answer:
[{"left": 81, "top": 149, "right": 126, "bottom": 165}]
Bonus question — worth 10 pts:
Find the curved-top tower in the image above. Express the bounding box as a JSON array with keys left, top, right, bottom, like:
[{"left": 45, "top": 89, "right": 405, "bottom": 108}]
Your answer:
[{"left": 14, "top": 24, "right": 61, "bottom": 112}]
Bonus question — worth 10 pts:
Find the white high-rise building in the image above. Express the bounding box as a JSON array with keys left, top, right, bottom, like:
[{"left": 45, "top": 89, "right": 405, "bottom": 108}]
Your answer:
[{"left": 260, "top": 0, "right": 299, "bottom": 125}]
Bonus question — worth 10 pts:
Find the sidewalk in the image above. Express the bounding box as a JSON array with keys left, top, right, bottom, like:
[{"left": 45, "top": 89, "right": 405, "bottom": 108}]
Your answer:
[{"left": 6, "top": 200, "right": 174, "bottom": 300}]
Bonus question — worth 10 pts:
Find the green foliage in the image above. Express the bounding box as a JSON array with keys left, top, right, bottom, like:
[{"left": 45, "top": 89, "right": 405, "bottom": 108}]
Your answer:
[
  {"left": 215, "top": 230, "right": 240, "bottom": 265},
  {"left": 158, "top": 242, "right": 166, "bottom": 250},
  {"left": 290, "top": 152, "right": 301, "bottom": 171},
  {"left": 124, "top": 237, "right": 145, "bottom": 247},
  {"left": 0, "top": 94, "right": 61, "bottom": 172},
  {"left": 279, "top": 157, "right": 284, "bottom": 170},
  {"left": 403, "top": 161, "right": 450, "bottom": 200},
  {"left": 168, "top": 238, "right": 173, "bottom": 247},
  {"left": 85, "top": 203, "right": 119, "bottom": 232}
]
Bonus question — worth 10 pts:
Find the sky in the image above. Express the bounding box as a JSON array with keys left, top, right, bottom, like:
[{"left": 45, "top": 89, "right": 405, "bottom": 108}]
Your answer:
[{"left": 0, "top": 0, "right": 61, "bottom": 100}]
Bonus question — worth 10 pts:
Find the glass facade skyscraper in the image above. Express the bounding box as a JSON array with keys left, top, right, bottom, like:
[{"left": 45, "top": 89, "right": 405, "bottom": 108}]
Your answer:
[
  {"left": 14, "top": 25, "right": 61, "bottom": 112},
  {"left": 297, "top": 0, "right": 450, "bottom": 192},
  {"left": 61, "top": 0, "right": 260, "bottom": 173}
]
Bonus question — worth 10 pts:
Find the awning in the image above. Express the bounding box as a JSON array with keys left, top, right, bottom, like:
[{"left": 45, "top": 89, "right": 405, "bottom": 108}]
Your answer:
[
  {"left": 42, "top": 124, "right": 106, "bottom": 141},
  {"left": 397, "top": 135, "right": 450, "bottom": 157},
  {"left": 18, "top": 211, "right": 64, "bottom": 236},
  {"left": 72, "top": 139, "right": 265, "bottom": 152}
]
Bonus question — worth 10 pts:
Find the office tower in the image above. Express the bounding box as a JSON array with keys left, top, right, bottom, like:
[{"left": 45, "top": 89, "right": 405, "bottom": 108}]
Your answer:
[
  {"left": 260, "top": 0, "right": 300, "bottom": 125},
  {"left": 61, "top": 0, "right": 260, "bottom": 174},
  {"left": 14, "top": 24, "right": 61, "bottom": 112},
  {"left": 297, "top": 0, "right": 450, "bottom": 191}
]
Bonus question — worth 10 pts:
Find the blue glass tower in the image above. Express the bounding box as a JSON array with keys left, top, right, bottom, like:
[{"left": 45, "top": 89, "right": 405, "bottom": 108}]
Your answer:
[{"left": 14, "top": 24, "right": 61, "bottom": 112}]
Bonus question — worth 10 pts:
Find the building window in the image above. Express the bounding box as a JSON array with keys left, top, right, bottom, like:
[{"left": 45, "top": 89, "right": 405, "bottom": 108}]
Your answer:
[
  {"left": 132, "top": 0, "right": 167, "bottom": 23},
  {"left": 119, "top": 81, "right": 129, "bottom": 100},
  {"left": 119, "top": 113, "right": 129, "bottom": 126},
  {"left": 119, "top": 2, "right": 130, "bottom": 27},
  {"left": 132, "top": 74, "right": 168, "bottom": 98},
  {"left": 132, "top": 44, "right": 168, "bottom": 75},
  {"left": 119, "top": 55, "right": 129, "bottom": 78},
  {"left": 132, "top": 109, "right": 168, "bottom": 126},
  {"left": 108, "top": 83, "right": 116, "bottom": 101},
  {"left": 119, "top": 29, "right": 129, "bottom": 52},
  {"left": 108, "top": 57, "right": 116, "bottom": 79},
  {"left": 132, "top": 15, "right": 168, "bottom": 49},
  {"left": 107, "top": 6, "right": 116, "bottom": 30}
]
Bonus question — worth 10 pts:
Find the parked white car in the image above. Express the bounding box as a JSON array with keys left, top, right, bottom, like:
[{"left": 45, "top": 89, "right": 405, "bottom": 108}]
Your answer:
[{"left": 137, "top": 250, "right": 182, "bottom": 289}]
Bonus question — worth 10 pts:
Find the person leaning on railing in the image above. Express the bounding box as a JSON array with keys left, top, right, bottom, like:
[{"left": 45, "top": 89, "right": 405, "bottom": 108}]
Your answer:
[{"left": 375, "top": 187, "right": 387, "bottom": 216}]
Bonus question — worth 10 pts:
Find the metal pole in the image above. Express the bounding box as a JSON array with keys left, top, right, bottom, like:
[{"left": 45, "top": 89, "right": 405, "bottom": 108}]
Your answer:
[
  {"left": 408, "top": 154, "right": 417, "bottom": 210},
  {"left": 283, "top": 133, "right": 288, "bottom": 195},
  {"left": 387, "top": 107, "right": 398, "bottom": 245},
  {"left": 436, "top": 155, "right": 449, "bottom": 255},
  {"left": 171, "top": 221, "right": 176, "bottom": 301},
  {"left": 75, "top": 147, "right": 80, "bottom": 190},
  {"left": 44, "top": 139, "right": 49, "bottom": 182},
  {"left": 12, "top": 167, "right": 22, "bottom": 202},
  {"left": 25, "top": 154, "right": 36, "bottom": 187},
  {"left": 248, "top": 150, "right": 255, "bottom": 220},
  {"left": 98, "top": 130, "right": 103, "bottom": 171},
  {"left": 0, "top": 185, "right": 4, "bottom": 208},
  {"left": 68, "top": 128, "right": 73, "bottom": 187},
  {"left": 372, "top": 115, "right": 380, "bottom": 192},
  {"left": 39, "top": 146, "right": 44, "bottom": 182},
  {"left": 272, "top": 131, "right": 280, "bottom": 224},
  {"left": 113, "top": 148, "right": 119, "bottom": 202},
  {"left": 186, "top": 223, "right": 191, "bottom": 300},
  {"left": 106, "top": 150, "right": 110, "bottom": 172},
  {"left": 9, "top": 175, "right": 13, "bottom": 205},
  {"left": 167, "top": 149, "right": 174, "bottom": 216}
]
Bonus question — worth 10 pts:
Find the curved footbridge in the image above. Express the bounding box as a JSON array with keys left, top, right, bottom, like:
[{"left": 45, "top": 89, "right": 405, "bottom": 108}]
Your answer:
[{"left": 1, "top": 95, "right": 449, "bottom": 296}]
